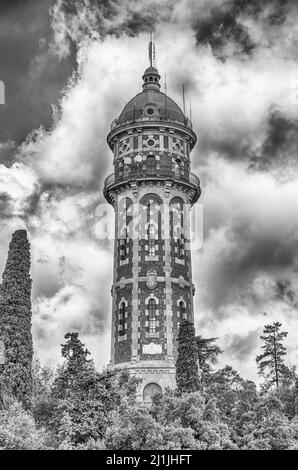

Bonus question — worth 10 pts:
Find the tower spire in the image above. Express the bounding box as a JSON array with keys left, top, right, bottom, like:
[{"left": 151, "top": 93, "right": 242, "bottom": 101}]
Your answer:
[
  {"left": 142, "top": 33, "right": 160, "bottom": 91},
  {"left": 148, "top": 31, "right": 156, "bottom": 68}
]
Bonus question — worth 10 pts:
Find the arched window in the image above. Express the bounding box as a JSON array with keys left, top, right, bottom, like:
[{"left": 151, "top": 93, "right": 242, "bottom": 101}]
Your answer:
[
  {"left": 140, "top": 194, "right": 161, "bottom": 244},
  {"left": 119, "top": 302, "right": 126, "bottom": 336},
  {"left": 179, "top": 301, "right": 187, "bottom": 320},
  {"left": 174, "top": 159, "right": 182, "bottom": 175},
  {"left": 118, "top": 198, "right": 132, "bottom": 261},
  {"left": 148, "top": 299, "right": 157, "bottom": 333},
  {"left": 148, "top": 224, "right": 156, "bottom": 257},
  {"left": 170, "top": 198, "right": 184, "bottom": 237},
  {"left": 170, "top": 198, "right": 185, "bottom": 260},
  {"left": 143, "top": 382, "right": 162, "bottom": 402}
]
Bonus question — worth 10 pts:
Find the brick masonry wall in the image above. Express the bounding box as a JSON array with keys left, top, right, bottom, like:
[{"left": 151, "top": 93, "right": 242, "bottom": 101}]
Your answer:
[{"left": 114, "top": 284, "right": 133, "bottom": 363}]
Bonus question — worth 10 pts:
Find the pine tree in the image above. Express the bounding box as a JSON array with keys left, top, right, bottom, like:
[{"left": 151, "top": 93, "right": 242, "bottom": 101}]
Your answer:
[
  {"left": 195, "top": 335, "right": 222, "bottom": 372},
  {"left": 256, "top": 322, "right": 290, "bottom": 389},
  {"left": 175, "top": 320, "right": 199, "bottom": 393},
  {"left": 0, "top": 230, "right": 33, "bottom": 409},
  {"left": 51, "top": 332, "right": 139, "bottom": 446}
]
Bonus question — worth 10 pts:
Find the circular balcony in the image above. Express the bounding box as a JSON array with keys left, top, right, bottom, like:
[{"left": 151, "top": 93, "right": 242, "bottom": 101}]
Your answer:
[{"left": 103, "top": 169, "right": 201, "bottom": 205}]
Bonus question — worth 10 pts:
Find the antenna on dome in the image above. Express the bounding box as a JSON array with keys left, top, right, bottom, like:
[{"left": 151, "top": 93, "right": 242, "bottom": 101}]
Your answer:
[
  {"left": 182, "top": 84, "right": 186, "bottom": 114},
  {"left": 149, "top": 30, "right": 156, "bottom": 67},
  {"left": 165, "top": 73, "right": 168, "bottom": 115}
]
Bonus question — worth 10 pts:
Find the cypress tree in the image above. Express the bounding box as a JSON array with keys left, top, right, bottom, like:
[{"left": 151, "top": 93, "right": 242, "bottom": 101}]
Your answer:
[
  {"left": 175, "top": 319, "right": 199, "bottom": 393},
  {"left": 0, "top": 230, "right": 33, "bottom": 408},
  {"left": 295, "top": 376, "right": 298, "bottom": 416}
]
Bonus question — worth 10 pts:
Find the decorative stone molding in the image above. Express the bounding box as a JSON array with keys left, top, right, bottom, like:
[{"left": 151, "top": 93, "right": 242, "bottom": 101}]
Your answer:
[
  {"left": 131, "top": 181, "right": 139, "bottom": 198},
  {"left": 119, "top": 297, "right": 128, "bottom": 308},
  {"left": 143, "top": 343, "right": 162, "bottom": 355},
  {"left": 145, "top": 293, "right": 159, "bottom": 304},
  {"left": 177, "top": 296, "right": 186, "bottom": 306},
  {"left": 164, "top": 181, "right": 172, "bottom": 198},
  {"left": 146, "top": 270, "right": 158, "bottom": 290},
  {"left": 178, "top": 275, "right": 185, "bottom": 288}
]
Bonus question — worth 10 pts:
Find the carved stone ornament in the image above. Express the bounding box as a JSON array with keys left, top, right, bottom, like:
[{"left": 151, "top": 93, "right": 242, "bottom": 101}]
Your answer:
[
  {"left": 119, "top": 277, "right": 126, "bottom": 289},
  {"left": 164, "top": 181, "right": 172, "bottom": 198},
  {"left": 146, "top": 270, "right": 157, "bottom": 290},
  {"left": 143, "top": 343, "right": 162, "bottom": 355},
  {"left": 178, "top": 275, "right": 185, "bottom": 289}
]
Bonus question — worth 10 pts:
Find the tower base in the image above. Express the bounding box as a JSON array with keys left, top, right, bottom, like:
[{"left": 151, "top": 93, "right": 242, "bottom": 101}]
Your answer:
[{"left": 108, "top": 360, "right": 176, "bottom": 401}]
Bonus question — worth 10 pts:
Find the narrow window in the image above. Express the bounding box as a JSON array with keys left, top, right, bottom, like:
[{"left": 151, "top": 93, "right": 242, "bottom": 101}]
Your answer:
[
  {"left": 133, "top": 136, "right": 138, "bottom": 150},
  {"left": 119, "top": 302, "right": 126, "bottom": 335},
  {"left": 177, "top": 233, "right": 184, "bottom": 258},
  {"left": 174, "top": 159, "right": 181, "bottom": 176},
  {"left": 148, "top": 224, "right": 156, "bottom": 257},
  {"left": 148, "top": 299, "right": 157, "bottom": 333},
  {"left": 146, "top": 155, "right": 156, "bottom": 175},
  {"left": 164, "top": 135, "right": 169, "bottom": 149},
  {"left": 120, "top": 228, "right": 128, "bottom": 260},
  {"left": 179, "top": 301, "right": 186, "bottom": 320}
]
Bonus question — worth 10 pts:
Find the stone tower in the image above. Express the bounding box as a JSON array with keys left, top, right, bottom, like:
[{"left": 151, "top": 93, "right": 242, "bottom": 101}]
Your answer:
[{"left": 104, "top": 43, "right": 201, "bottom": 400}]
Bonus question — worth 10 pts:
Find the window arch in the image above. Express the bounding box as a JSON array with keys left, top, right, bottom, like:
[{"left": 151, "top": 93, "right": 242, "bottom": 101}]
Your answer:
[
  {"left": 148, "top": 299, "right": 157, "bottom": 333},
  {"left": 143, "top": 383, "right": 162, "bottom": 402}
]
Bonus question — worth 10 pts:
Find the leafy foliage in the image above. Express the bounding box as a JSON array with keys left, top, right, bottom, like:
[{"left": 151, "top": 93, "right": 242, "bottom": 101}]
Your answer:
[
  {"left": 105, "top": 397, "right": 199, "bottom": 450},
  {"left": 32, "top": 359, "right": 56, "bottom": 428},
  {"left": 0, "top": 402, "right": 46, "bottom": 450}
]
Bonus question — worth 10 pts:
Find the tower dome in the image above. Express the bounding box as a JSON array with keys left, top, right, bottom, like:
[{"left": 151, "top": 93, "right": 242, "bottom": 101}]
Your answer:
[
  {"left": 117, "top": 89, "right": 187, "bottom": 127},
  {"left": 112, "top": 44, "right": 192, "bottom": 131}
]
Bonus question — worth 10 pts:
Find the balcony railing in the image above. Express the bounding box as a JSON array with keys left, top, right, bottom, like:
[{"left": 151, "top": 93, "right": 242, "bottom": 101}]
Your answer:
[{"left": 104, "top": 170, "right": 201, "bottom": 200}]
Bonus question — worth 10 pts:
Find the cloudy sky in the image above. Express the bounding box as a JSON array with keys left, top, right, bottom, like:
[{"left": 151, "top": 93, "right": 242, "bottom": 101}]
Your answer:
[{"left": 0, "top": 0, "right": 298, "bottom": 382}]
